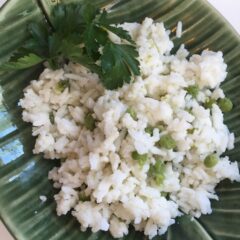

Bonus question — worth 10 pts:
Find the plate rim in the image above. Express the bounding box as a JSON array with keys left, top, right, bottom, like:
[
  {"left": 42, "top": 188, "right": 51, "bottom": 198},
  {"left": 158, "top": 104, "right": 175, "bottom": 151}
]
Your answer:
[{"left": 0, "top": 0, "right": 240, "bottom": 239}]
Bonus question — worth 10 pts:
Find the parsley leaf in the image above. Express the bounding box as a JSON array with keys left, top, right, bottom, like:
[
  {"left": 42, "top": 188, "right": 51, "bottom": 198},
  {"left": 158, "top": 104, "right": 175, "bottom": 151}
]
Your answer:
[
  {"left": 101, "top": 43, "right": 140, "bottom": 89},
  {"left": 102, "top": 25, "right": 134, "bottom": 44},
  {"left": 51, "top": 4, "right": 84, "bottom": 37},
  {"left": 81, "top": 2, "right": 99, "bottom": 24},
  {"left": 83, "top": 24, "right": 102, "bottom": 59},
  {"left": 28, "top": 22, "right": 49, "bottom": 47},
  {"left": 0, "top": 3, "right": 140, "bottom": 90},
  {"left": 62, "top": 41, "right": 101, "bottom": 75},
  {"left": 0, "top": 54, "right": 44, "bottom": 71},
  {"left": 22, "top": 23, "right": 50, "bottom": 58}
]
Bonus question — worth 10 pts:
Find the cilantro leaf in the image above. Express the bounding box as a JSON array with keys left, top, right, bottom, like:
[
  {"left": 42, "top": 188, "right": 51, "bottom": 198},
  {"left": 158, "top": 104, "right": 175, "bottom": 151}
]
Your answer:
[
  {"left": 51, "top": 4, "right": 84, "bottom": 37},
  {"left": 48, "top": 34, "right": 62, "bottom": 57},
  {"left": 81, "top": 2, "right": 99, "bottom": 24},
  {"left": 95, "top": 10, "right": 134, "bottom": 43},
  {"left": 23, "top": 38, "right": 47, "bottom": 57},
  {"left": 0, "top": 3, "right": 140, "bottom": 90},
  {"left": 102, "top": 60, "right": 131, "bottom": 89},
  {"left": 119, "top": 44, "right": 140, "bottom": 75},
  {"left": 0, "top": 54, "right": 44, "bottom": 71},
  {"left": 82, "top": 24, "right": 108, "bottom": 59},
  {"left": 28, "top": 22, "right": 49, "bottom": 47},
  {"left": 103, "top": 25, "right": 134, "bottom": 44},
  {"left": 82, "top": 24, "right": 101, "bottom": 58},
  {"left": 69, "top": 52, "right": 102, "bottom": 76},
  {"left": 101, "top": 43, "right": 140, "bottom": 75},
  {"left": 100, "top": 42, "right": 140, "bottom": 89},
  {"left": 47, "top": 34, "right": 64, "bottom": 69},
  {"left": 23, "top": 23, "right": 49, "bottom": 57},
  {"left": 96, "top": 9, "right": 108, "bottom": 26},
  {"left": 60, "top": 40, "right": 101, "bottom": 75}
]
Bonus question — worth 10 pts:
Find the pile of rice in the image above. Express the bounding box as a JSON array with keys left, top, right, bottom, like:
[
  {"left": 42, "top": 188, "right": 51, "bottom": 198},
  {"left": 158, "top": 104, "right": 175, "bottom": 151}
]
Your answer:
[{"left": 19, "top": 18, "right": 240, "bottom": 238}]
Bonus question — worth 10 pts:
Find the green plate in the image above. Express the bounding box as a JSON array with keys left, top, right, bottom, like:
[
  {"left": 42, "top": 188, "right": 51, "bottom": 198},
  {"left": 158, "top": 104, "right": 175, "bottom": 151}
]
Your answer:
[{"left": 0, "top": 0, "right": 240, "bottom": 239}]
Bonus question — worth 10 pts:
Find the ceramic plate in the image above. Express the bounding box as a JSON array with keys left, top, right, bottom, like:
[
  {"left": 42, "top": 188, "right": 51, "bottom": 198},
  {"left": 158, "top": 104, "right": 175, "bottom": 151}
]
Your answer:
[{"left": 0, "top": 0, "right": 240, "bottom": 239}]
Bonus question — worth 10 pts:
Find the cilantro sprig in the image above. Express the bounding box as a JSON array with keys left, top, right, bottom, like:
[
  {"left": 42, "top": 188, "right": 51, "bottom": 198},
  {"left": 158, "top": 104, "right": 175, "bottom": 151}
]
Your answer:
[{"left": 0, "top": 3, "right": 140, "bottom": 90}]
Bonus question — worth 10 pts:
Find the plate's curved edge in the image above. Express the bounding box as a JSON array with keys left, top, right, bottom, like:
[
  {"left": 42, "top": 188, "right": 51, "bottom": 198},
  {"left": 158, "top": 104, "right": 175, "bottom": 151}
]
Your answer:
[
  {"left": 0, "top": 0, "right": 50, "bottom": 239},
  {"left": 203, "top": 0, "right": 240, "bottom": 40},
  {"left": 0, "top": 1, "right": 240, "bottom": 240},
  {"left": 0, "top": 216, "right": 16, "bottom": 240},
  {"left": 0, "top": 0, "right": 8, "bottom": 9}
]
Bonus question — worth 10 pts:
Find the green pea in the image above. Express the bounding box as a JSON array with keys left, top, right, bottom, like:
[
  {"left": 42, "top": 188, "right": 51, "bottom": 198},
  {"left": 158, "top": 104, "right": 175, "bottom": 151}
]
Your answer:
[
  {"left": 204, "top": 98, "right": 216, "bottom": 109},
  {"left": 148, "top": 159, "right": 166, "bottom": 185},
  {"left": 218, "top": 98, "right": 233, "bottom": 112},
  {"left": 126, "top": 107, "right": 137, "bottom": 120},
  {"left": 154, "top": 159, "right": 166, "bottom": 175},
  {"left": 158, "top": 134, "right": 176, "bottom": 150},
  {"left": 186, "top": 85, "right": 199, "bottom": 98},
  {"left": 56, "top": 80, "right": 70, "bottom": 93},
  {"left": 149, "top": 164, "right": 156, "bottom": 176},
  {"left": 84, "top": 113, "right": 96, "bottom": 131},
  {"left": 139, "top": 157, "right": 148, "bottom": 166},
  {"left": 131, "top": 151, "right": 148, "bottom": 166},
  {"left": 155, "top": 174, "right": 165, "bottom": 185},
  {"left": 131, "top": 151, "right": 139, "bottom": 160},
  {"left": 204, "top": 154, "right": 219, "bottom": 168},
  {"left": 148, "top": 164, "right": 155, "bottom": 176}
]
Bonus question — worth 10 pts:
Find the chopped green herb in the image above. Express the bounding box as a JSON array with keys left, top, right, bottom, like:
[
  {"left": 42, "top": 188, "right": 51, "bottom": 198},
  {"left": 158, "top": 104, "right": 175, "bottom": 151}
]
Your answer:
[
  {"left": 186, "top": 85, "right": 199, "bottom": 98},
  {"left": 145, "top": 126, "right": 154, "bottom": 135},
  {"left": 79, "top": 192, "right": 90, "bottom": 202},
  {"left": 84, "top": 113, "right": 96, "bottom": 131},
  {"left": 127, "top": 107, "right": 137, "bottom": 120},
  {"left": 158, "top": 134, "right": 176, "bottom": 150},
  {"left": 187, "top": 128, "right": 195, "bottom": 134},
  {"left": 49, "top": 112, "right": 55, "bottom": 124},
  {"left": 157, "top": 125, "right": 165, "bottom": 132},
  {"left": 161, "top": 192, "right": 168, "bottom": 197},
  {"left": 100, "top": 42, "right": 140, "bottom": 89},
  {"left": 185, "top": 108, "right": 193, "bottom": 114},
  {"left": 218, "top": 98, "right": 233, "bottom": 112},
  {"left": 204, "top": 154, "right": 218, "bottom": 168},
  {"left": 0, "top": 54, "right": 44, "bottom": 71},
  {"left": 145, "top": 125, "right": 164, "bottom": 134},
  {"left": 0, "top": 3, "right": 140, "bottom": 90},
  {"left": 56, "top": 80, "right": 70, "bottom": 93},
  {"left": 132, "top": 151, "right": 148, "bottom": 166},
  {"left": 204, "top": 98, "right": 216, "bottom": 109}
]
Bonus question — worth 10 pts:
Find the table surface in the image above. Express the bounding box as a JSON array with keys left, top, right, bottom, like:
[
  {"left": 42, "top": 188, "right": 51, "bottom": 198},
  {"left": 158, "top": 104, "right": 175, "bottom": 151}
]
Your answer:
[{"left": 0, "top": 0, "right": 240, "bottom": 239}]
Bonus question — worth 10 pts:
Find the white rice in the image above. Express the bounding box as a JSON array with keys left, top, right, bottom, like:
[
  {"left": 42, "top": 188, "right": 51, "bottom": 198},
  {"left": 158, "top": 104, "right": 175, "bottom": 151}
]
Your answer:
[
  {"left": 39, "top": 195, "right": 47, "bottom": 203},
  {"left": 19, "top": 18, "right": 240, "bottom": 239},
  {"left": 176, "top": 21, "right": 182, "bottom": 38}
]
